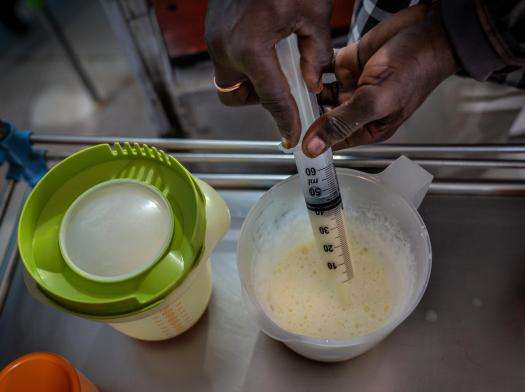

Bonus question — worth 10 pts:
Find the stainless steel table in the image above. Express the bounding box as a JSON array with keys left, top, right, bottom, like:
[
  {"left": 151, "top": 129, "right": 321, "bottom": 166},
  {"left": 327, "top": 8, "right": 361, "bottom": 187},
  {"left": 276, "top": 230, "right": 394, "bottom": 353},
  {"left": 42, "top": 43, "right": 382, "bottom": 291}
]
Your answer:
[
  {"left": 2, "top": 189, "right": 525, "bottom": 391},
  {"left": 3, "top": 136, "right": 525, "bottom": 391}
]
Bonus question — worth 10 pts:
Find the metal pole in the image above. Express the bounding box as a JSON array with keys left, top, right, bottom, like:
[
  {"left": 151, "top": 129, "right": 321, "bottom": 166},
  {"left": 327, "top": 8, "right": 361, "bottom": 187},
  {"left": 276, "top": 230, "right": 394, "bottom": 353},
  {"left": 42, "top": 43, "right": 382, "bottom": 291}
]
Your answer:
[
  {"left": 0, "top": 181, "right": 25, "bottom": 315},
  {"left": 40, "top": 3, "right": 104, "bottom": 103},
  {"left": 31, "top": 134, "right": 281, "bottom": 151},
  {"left": 0, "top": 245, "right": 19, "bottom": 314},
  {"left": 429, "top": 181, "right": 525, "bottom": 195},
  {"left": 0, "top": 180, "right": 15, "bottom": 228},
  {"left": 42, "top": 151, "right": 525, "bottom": 169},
  {"left": 195, "top": 173, "right": 525, "bottom": 195},
  {"left": 29, "top": 134, "right": 525, "bottom": 154}
]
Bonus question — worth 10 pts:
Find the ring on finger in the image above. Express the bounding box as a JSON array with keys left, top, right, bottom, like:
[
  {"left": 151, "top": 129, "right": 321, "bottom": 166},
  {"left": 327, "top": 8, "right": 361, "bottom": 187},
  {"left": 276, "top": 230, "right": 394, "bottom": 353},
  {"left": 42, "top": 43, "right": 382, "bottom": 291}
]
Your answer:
[{"left": 213, "top": 77, "right": 244, "bottom": 93}]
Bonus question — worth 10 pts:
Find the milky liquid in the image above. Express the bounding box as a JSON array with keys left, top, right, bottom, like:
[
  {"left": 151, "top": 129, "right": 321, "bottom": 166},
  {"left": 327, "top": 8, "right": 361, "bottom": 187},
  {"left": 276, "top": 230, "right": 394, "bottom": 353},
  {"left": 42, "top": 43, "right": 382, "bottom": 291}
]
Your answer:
[{"left": 255, "top": 221, "right": 411, "bottom": 340}]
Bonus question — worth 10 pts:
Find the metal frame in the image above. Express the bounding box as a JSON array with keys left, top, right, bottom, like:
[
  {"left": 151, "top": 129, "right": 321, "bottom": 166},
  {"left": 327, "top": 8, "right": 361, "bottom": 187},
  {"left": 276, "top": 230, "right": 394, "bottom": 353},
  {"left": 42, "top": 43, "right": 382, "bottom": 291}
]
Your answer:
[
  {"left": 30, "top": 134, "right": 525, "bottom": 194},
  {"left": 100, "top": 0, "right": 196, "bottom": 134},
  {"left": 0, "top": 181, "right": 16, "bottom": 227},
  {"left": 0, "top": 181, "right": 24, "bottom": 314},
  {"left": 3, "top": 134, "right": 525, "bottom": 313},
  {"left": 40, "top": 2, "right": 103, "bottom": 103},
  {"left": 29, "top": 134, "right": 525, "bottom": 154}
]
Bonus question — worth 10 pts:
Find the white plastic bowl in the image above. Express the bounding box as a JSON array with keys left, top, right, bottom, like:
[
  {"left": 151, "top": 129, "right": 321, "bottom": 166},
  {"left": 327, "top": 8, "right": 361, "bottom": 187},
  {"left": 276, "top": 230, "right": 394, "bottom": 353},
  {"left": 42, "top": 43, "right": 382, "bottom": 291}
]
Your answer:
[{"left": 237, "top": 160, "right": 432, "bottom": 362}]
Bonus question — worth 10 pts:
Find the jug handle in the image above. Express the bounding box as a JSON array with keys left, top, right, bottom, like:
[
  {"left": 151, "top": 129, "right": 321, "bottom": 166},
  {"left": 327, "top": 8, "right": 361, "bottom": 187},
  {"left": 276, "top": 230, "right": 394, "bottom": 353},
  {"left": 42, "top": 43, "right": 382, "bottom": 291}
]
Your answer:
[
  {"left": 373, "top": 156, "right": 433, "bottom": 208},
  {"left": 194, "top": 178, "right": 231, "bottom": 260}
]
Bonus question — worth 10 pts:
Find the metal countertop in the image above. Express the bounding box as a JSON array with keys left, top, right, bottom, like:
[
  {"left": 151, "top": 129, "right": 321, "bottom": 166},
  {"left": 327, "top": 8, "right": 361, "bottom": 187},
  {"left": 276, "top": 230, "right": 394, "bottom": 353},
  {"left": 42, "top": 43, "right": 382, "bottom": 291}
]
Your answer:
[{"left": 1, "top": 190, "right": 525, "bottom": 391}]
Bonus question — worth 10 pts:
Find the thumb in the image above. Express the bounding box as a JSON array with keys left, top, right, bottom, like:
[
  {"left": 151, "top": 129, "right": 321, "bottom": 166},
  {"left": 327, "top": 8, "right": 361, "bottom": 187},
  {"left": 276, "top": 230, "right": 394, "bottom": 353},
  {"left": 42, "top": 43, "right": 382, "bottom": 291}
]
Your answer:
[{"left": 302, "top": 86, "right": 392, "bottom": 157}]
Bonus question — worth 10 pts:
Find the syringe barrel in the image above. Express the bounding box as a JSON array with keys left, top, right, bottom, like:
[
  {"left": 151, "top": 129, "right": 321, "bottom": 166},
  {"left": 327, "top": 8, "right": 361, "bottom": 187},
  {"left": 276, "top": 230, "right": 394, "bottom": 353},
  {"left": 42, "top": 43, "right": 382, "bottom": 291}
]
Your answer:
[{"left": 276, "top": 35, "right": 342, "bottom": 209}]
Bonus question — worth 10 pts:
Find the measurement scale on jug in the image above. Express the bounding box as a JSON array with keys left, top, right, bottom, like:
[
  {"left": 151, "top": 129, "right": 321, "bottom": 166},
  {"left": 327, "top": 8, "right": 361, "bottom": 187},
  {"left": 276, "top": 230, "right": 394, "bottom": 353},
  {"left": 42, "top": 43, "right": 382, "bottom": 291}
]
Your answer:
[{"left": 276, "top": 35, "right": 355, "bottom": 292}]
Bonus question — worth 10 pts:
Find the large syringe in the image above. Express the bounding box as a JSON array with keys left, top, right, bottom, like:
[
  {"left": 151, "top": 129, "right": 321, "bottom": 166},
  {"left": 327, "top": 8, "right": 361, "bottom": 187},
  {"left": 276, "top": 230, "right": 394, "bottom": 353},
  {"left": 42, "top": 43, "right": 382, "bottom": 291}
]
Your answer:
[{"left": 276, "top": 35, "right": 355, "bottom": 297}]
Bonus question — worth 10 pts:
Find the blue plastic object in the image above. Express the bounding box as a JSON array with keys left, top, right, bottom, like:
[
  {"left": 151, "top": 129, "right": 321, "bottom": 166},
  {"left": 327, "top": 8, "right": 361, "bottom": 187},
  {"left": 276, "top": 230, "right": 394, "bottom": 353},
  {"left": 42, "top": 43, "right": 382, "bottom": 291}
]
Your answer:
[{"left": 0, "top": 121, "right": 47, "bottom": 187}]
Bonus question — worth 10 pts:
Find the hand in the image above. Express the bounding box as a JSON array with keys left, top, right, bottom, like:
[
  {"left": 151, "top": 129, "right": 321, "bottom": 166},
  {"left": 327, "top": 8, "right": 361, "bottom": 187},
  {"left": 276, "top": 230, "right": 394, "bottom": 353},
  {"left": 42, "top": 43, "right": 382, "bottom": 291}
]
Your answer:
[
  {"left": 205, "top": 0, "right": 333, "bottom": 148},
  {"left": 303, "top": 3, "right": 460, "bottom": 158}
]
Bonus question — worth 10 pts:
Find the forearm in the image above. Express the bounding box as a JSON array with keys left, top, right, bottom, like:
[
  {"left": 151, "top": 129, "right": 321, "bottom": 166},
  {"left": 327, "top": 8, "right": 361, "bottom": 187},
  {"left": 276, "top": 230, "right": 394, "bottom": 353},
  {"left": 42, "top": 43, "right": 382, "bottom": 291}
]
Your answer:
[{"left": 441, "top": 0, "right": 525, "bottom": 81}]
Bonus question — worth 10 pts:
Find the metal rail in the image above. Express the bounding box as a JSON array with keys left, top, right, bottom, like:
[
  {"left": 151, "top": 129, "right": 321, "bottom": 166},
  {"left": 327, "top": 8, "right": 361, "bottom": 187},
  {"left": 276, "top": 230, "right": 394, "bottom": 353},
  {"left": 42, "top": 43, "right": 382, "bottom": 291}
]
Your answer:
[
  {"left": 29, "top": 134, "right": 525, "bottom": 155},
  {"left": 45, "top": 151, "right": 525, "bottom": 169},
  {"left": 0, "top": 181, "right": 16, "bottom": 228},
  {"left": 40, "top": 4, "right": 103, "bottom": 103},
  {"left": 0, "top": 245, "right": 19, "bottom": 314},
  {"left": 0, "top": 182, "right": 24, "bottom": 313},
  {"left": 196, "top": 174, "right": 525, "bottom": 195},
  {"left": 33, "top": 134, "right": 525, "bottom": 194}
]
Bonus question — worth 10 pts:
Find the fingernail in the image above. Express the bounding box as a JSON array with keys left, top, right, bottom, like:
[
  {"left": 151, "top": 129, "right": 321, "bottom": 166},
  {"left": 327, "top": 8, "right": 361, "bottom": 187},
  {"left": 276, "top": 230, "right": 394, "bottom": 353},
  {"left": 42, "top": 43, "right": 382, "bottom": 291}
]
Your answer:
[
  {"left": 281, "top": 137, "right": 292, "bottom": 149},
  {"left": 306, "top": 136, "right": 326, "bottom": 157}
]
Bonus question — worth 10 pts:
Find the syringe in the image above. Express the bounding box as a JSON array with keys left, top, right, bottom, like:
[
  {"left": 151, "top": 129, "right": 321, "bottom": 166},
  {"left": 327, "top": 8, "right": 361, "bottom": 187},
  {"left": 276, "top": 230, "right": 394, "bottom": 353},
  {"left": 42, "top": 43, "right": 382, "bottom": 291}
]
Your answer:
[{"left": 276, "top": 35, "right": 355, "bottom": 299}]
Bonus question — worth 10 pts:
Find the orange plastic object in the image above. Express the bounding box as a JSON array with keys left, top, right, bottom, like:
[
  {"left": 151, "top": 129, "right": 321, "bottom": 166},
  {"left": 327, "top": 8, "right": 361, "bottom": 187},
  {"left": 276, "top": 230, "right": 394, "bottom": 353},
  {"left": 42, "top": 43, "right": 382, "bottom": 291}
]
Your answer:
[{"left": 0, "top": 353, "right": 99, "bottom": 392}]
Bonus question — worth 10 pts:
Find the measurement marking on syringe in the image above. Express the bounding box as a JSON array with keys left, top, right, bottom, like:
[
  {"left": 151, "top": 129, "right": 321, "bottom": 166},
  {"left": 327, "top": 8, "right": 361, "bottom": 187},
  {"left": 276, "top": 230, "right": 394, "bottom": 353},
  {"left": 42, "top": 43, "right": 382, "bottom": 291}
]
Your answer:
[{"left": 279, "top": 34, "right": 355, "bottom": 294}]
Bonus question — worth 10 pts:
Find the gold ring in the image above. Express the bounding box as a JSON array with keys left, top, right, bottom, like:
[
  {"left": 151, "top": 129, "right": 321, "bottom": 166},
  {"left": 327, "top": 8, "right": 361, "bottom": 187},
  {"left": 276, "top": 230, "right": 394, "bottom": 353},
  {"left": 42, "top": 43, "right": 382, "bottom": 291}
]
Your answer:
[{"left": 213, "top": 77, "right": 243, "bottom": 93}]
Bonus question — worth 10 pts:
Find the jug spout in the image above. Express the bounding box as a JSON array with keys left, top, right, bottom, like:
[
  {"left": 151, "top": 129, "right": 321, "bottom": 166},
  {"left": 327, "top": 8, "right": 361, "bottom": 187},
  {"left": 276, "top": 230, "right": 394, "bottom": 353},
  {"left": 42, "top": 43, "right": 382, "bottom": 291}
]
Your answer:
[
  {"left": 194, "top": 178, "right": 231, "bottom": 259},
  {"left": 375, "top": 156, "right": 433, "bottom": 208}
]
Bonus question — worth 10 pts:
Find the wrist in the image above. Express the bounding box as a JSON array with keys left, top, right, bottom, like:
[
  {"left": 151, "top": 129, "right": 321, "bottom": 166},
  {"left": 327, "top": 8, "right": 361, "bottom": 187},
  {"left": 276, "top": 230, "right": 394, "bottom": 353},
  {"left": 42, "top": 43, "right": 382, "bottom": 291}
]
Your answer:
[{"left": 428, "top": 2, "right": 461, "bottom": 79}]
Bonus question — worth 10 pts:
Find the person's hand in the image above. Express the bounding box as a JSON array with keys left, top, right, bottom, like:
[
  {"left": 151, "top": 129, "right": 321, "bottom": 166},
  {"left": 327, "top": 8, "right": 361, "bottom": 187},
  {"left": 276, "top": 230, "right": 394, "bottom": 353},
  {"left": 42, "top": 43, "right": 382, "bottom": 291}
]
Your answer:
[
  {"left": 303, "top": 3, "right": 460, "bottom": 158},
  {"left": 205, "top": 0, "right": 333, "bottom": 148}
]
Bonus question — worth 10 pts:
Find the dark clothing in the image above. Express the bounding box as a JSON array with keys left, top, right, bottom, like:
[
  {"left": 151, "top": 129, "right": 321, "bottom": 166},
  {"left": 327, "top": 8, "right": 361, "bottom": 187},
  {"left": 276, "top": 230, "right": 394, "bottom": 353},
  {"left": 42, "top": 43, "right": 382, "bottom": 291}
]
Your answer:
[{"left": 350, "top": 0, "right": 525, "bottom": 88}]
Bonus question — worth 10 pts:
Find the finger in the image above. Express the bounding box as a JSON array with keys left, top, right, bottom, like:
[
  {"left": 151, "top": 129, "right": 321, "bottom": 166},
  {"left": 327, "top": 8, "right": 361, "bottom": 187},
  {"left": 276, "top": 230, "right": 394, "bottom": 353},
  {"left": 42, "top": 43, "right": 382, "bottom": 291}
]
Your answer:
[
  {"left": 216, "top": 80, "right": 260, "bottom": 107},
  {"left": 356, "top": 4, "right": 429, "bottom": 66},
  {"left": 322, "top": 48, "right": 339, "bottom": 74},
  {"left": 213, "top": 62, "right": 259, "bottom": 106},
  {"left": 302, "top": 86, "right": 394, "bottom": 157},
  {"left": 317, "top": 82, "right": 340, "bottom": 107},
  {"left": 297, "top": 24, "right": 333, "bottom": 93},
  {"left": 243, "top": 47, "right": 301, "bottom": 147},
  {"left": 317, "top": 80, "right": 355, "bottom": 107},
  {"left": 333, "top": 121, "right": 399, "bottom": 150},
  {"left": 333, "top": 4, "right": 429, "bottom": 90},
  {"left": 334, "top": 43, "right": 360, "bottom": 92}
]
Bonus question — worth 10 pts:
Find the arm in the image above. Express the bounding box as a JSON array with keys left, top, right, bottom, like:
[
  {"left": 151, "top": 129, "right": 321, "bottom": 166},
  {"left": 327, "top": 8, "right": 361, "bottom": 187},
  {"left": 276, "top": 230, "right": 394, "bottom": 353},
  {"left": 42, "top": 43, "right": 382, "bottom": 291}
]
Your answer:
[
  {"left": 205, "top": 0, "right": 334, "bottom": 148},
  {"left": 303, "top": 1, "right": 525, "bottom": 157},
  {"left": 441, "top": 0, "right": 525, "bottom": 80}
]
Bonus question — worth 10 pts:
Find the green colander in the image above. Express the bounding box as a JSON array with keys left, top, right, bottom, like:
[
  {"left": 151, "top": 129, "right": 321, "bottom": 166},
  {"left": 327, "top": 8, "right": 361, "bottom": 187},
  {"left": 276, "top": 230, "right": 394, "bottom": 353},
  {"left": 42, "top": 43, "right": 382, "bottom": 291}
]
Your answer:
[{"left": 18, "top": 143, "right": 206, "bottom": 316}]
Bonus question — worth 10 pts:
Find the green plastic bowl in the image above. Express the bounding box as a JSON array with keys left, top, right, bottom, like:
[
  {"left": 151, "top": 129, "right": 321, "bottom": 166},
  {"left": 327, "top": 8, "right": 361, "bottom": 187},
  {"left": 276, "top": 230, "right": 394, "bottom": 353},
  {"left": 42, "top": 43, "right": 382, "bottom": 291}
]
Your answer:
[{"left": 18, "top": 143, "right": 206, "bottom": 316}]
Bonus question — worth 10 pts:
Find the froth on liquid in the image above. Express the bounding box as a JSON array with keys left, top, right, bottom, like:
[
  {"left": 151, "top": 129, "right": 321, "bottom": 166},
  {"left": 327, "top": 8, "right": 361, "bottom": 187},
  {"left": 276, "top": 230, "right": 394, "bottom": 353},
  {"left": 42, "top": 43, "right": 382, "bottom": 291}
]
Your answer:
[{"left": 255, "top": 228, "right": 399, "bottom": 340}]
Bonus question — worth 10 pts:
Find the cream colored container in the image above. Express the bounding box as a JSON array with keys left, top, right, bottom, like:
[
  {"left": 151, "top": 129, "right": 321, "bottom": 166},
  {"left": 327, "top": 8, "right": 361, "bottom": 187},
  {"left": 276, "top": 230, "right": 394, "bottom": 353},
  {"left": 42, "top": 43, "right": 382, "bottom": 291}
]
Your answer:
[{"left": 25, "top": 179, "right": 230, "bottom": 340}]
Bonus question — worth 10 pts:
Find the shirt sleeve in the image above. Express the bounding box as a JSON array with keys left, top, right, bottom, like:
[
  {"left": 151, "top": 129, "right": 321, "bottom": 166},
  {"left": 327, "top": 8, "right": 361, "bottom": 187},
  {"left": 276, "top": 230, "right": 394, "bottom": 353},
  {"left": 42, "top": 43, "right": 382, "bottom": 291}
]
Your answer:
[{"left": 441, "top": 0, "right": 525, "bottom": 81}]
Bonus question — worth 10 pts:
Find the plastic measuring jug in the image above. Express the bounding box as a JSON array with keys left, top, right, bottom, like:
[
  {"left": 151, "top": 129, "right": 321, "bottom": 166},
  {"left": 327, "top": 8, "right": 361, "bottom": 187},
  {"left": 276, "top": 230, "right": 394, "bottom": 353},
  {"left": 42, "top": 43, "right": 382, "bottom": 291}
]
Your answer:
[
  {"left": 0, "top": 352, "right": 99, "bottom": 392},
  {"left": 19, "top": 143, "right": 230, "bottom": 340},
  {"left": 237, "top": 156, "right": 433, "bottom": 362}
]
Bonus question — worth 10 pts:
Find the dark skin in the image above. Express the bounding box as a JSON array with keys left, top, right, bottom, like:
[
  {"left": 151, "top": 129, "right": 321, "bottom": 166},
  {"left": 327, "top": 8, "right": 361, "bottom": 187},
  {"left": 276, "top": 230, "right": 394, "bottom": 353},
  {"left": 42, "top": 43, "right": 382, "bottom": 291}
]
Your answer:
[
  {"left": 205, "top": 2, "right": 459, "bottom": 157},
  {"left": 205, "top": 0, "right": 333, "bottom": 147}
]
